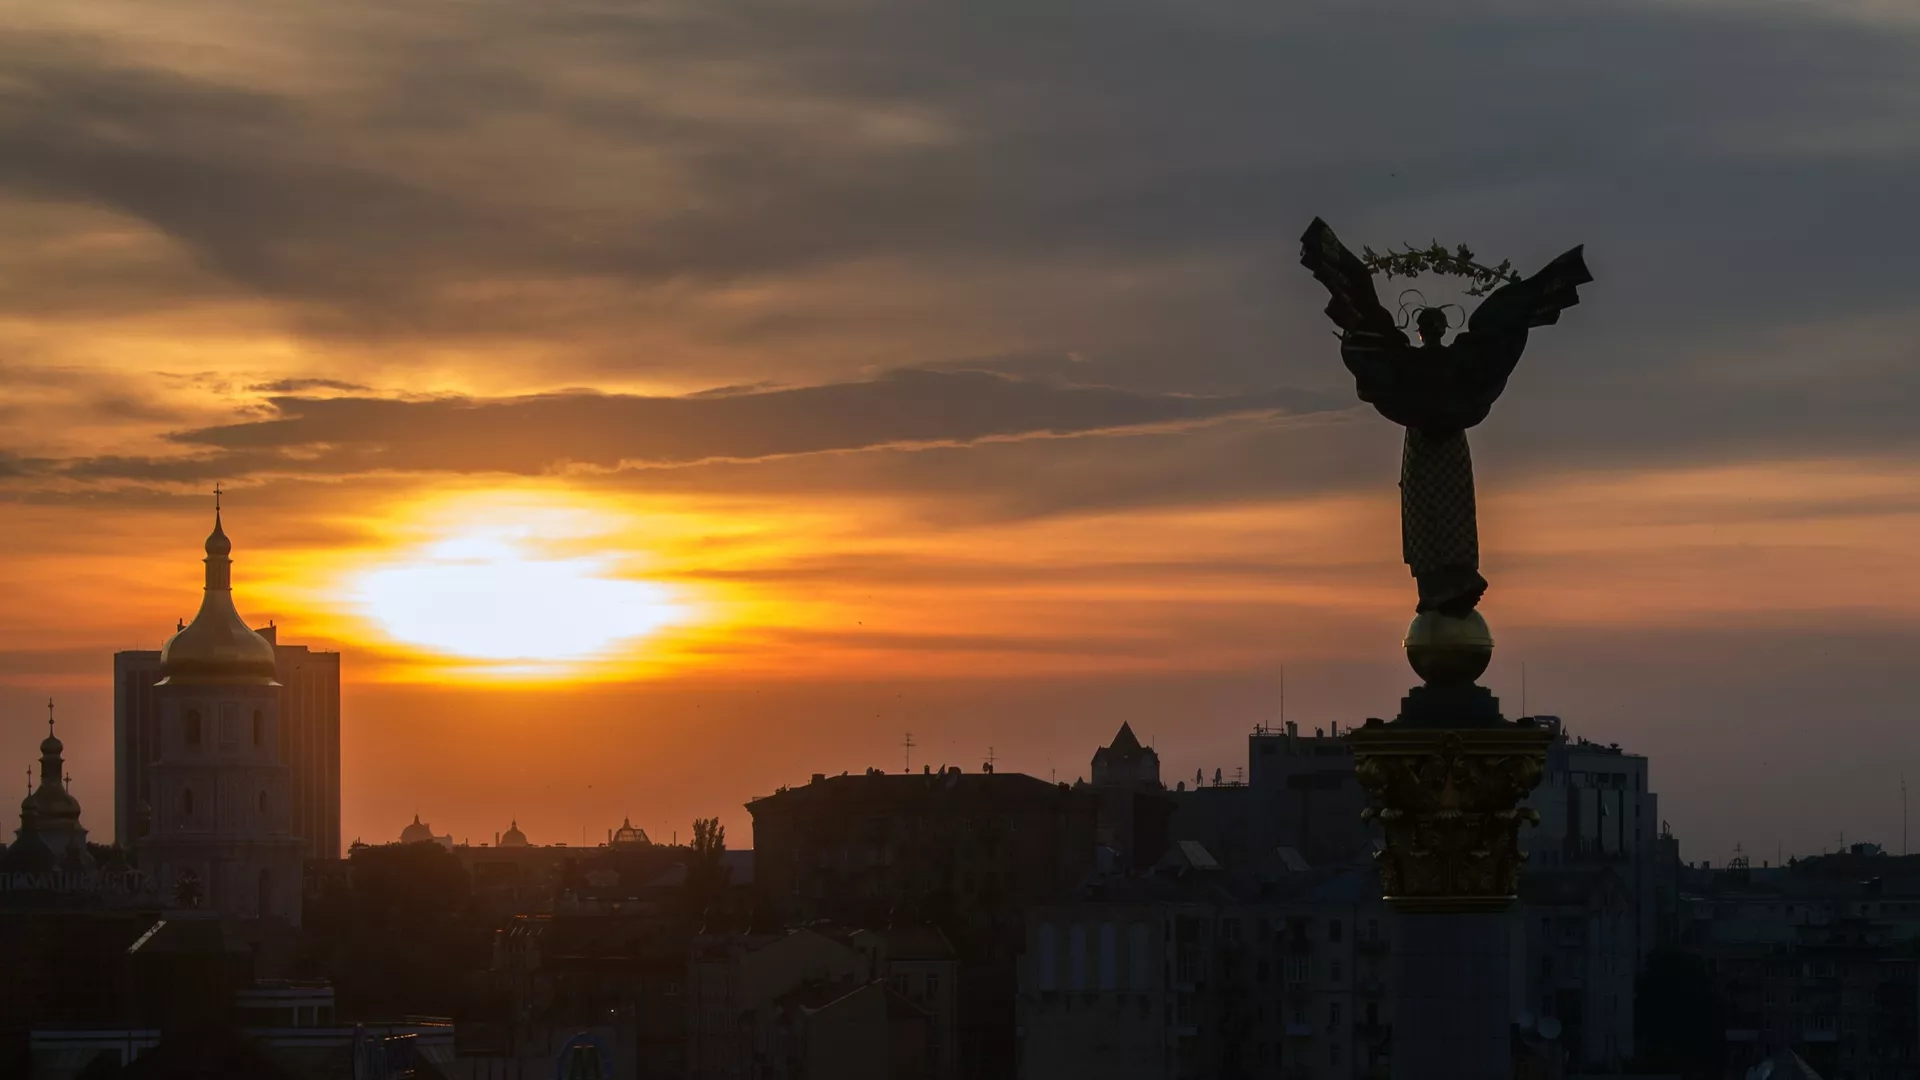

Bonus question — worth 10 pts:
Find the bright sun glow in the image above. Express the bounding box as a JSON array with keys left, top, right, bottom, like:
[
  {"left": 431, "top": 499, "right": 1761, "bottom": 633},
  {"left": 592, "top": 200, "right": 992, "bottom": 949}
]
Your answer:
[{"left": 349, "top": 501, "right": 689, "bottom": 669}]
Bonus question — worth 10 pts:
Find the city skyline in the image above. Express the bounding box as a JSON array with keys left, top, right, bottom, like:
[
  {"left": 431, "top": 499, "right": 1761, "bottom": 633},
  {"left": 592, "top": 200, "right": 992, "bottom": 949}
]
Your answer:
[{"left": 5, "top": 0, "right": 1920, "bottom": 864}]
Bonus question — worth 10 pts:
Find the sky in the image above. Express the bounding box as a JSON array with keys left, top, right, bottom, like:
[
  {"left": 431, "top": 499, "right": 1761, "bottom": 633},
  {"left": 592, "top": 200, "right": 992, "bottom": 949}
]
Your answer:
[{"left": 2, "top": 0, "right": 1918, "bottom": 863}]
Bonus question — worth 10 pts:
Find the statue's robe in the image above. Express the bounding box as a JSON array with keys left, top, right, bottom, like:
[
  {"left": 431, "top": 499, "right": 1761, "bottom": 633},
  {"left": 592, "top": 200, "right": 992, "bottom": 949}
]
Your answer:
[{"left": 1300, "top": 219, "right": 1591, "bottom": 615}]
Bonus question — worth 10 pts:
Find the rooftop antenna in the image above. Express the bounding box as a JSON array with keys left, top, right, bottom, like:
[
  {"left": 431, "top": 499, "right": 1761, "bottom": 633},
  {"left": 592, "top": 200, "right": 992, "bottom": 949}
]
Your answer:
[
  {"left": 903, "top": 731, "right": 916, "bottom": 773},
  {"left": 987, "top": 746, "right": 996, "bottom": 770},
  {"left": 1280, "top": 664, "right": 1287, "bottom": 726},
  {"left": 1904, "top": 777, "right": 1910, "bottom": 856},
  {"left": 1520, "top": 663, "right": 1528, "bottom": 718}
]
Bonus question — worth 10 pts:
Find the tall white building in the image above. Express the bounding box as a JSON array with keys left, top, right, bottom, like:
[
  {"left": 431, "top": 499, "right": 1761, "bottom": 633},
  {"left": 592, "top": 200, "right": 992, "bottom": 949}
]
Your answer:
[{"left": 134, "top": 502, "right": 305, "bottom": 925}]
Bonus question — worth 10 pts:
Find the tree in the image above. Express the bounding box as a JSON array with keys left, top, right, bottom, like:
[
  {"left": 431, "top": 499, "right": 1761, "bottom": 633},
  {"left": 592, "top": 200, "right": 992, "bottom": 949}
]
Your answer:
[
  {"left": 687, "top": 817, "right": 732, "bottom": 917},
  {"left": 1634, "top": 947, "right": 1726, "bottom": 1080}
]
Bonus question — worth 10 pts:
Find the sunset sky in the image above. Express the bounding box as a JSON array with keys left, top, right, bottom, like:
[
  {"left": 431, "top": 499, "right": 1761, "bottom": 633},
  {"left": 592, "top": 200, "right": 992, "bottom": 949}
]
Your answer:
[{"left": 3, "top": 0, "right": 1919, "bottom": 862}]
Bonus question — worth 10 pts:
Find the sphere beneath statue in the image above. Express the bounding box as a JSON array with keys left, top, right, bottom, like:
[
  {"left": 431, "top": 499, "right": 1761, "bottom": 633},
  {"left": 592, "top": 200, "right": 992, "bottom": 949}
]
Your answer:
[{"left": 1404, "top": 609, "right": 1493, "bottom": 687}]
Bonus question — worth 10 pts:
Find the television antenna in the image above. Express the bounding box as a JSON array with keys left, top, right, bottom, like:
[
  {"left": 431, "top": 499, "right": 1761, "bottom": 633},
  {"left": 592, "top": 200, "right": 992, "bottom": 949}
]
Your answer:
[{"left": 902, "top": 731, "right": 916, "bottom": 773}]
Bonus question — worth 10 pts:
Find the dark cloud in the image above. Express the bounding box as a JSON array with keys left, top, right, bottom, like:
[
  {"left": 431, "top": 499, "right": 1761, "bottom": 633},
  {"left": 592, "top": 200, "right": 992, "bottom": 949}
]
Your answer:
[
  {"left": 40, "top": 368, "right": 1332, "bottom": 483},
  {"left": 244, "top": 378, "right": 371, "bottom": 394},
  {"left": 1, "top": 0, "right": 1918, "bottom": 508}
]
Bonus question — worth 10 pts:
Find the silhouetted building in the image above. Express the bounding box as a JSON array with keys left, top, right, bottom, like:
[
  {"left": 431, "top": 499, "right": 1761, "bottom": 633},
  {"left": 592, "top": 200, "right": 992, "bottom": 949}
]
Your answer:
[
  {"left": 1169, "top": 721, "right": 1372, "bottom": 871},
  {"left": 1524, "top": 717, "right": 1659, "bottom": 963},
  {"left": 134, "top": 505, "right": 305, "bottom": 925},
  {"left": 1081, "top": 724, "right": 1175, "bottom": 876},
  {"left": 688, "top": 922, "right": 954, "bottom": 1080},
  {"left": 748, "top": 768, "right": 1098, "bottom": 929},
  {"left": 1018, "top": 861, "right": 1396, "bottom": 1080},
  {"left": 1681, "top": 850, "right": 1920, "bottom": 1079},
  {"left": 1518, "top": 867, "right": 1637, "bottom": 1071},
  {"left": 749, "top": 767, "right": 1097, "bottom": 1080},
  {"left": 9, "top": 704, "right": 92, "bottom": 871},
  {"left": 117, "top": 633, "right": 340, "bottom": 859}
]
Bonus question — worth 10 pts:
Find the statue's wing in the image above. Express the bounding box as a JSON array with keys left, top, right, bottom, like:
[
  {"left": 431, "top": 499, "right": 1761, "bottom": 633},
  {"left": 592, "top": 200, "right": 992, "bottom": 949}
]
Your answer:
[
  {"left": 1300, "top": 218, "right": 1405, "bottom": 342},
  {"left": 1460, "top": 245, "right": 1592, "bottom": 339}
]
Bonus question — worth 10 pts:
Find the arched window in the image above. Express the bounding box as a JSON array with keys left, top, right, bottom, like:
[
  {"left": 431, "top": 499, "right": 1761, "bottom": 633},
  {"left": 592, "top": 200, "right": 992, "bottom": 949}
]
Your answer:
[
  {"left": 184, "top": 709, "right": 202, "bottom": 746},
  {"left": 182, "top": 788, "right": 194, "bottom": 816},
  {"left": 252, "top": 710, "right": 263, "bottom": 746},
  {"left": 258, "top": 791, "right": 268, "bottom": 814}
]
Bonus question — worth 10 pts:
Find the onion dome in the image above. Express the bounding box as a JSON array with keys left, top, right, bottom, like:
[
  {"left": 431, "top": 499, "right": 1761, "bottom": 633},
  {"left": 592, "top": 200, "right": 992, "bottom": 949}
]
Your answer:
[
  {"left": 160, "top": 502, "right": 279, "bottom": 687},
  {"left": 400, "top": 814, "right": 435, "bottom": 845},
  {"left": 500, "top": 820, "right": 529, "bottom": 847},
  {"left": 27, "top": 701, "right": 81, "bottom": 826}
]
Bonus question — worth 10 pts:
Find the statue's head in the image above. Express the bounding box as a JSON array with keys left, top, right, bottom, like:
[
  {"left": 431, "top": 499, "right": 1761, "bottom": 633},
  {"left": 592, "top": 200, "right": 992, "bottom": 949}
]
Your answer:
[
  {"left": 1396, "top": 291, "right": 1461, "bottom": 349},
  {"left": 1414, "top": 307, "right": 1449, "bottom": 348}
]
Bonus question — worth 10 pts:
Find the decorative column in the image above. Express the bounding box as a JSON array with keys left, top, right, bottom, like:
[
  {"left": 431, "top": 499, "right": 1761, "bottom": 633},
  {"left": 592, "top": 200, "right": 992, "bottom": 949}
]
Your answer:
[{"left": 1348, "top": 612, "right": 1550, "bottom": 1079}]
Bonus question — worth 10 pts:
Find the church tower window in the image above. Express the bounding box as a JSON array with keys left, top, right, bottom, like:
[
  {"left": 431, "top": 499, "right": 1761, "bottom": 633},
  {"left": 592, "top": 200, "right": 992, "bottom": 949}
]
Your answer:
[
  {"left": 183, "top": 787, "right": 194, "bottom": 816},
  {"left": 185, "top": 710, "right": 202, "bottom": 745},
  {"left": 253, "top": 710, "right": 263, "bottom": 746},
  {"left": 258, "top": 791, "right": 268, "bottom": 814}
]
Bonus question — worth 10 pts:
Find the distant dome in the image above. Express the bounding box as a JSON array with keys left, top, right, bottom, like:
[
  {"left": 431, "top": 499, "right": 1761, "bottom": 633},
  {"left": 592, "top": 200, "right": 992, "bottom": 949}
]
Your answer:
[
  {"left": 400, "top": 814, "right": 435, "bottom": 845},
  {"left": 612, "top": 817, "right": 650, "bottom": 847},
  {"left": 159, "top": 509, "right": 279, "bottom": 686},
  {"left": 500, "top": 820, "right": 529, "bottom": 847}
]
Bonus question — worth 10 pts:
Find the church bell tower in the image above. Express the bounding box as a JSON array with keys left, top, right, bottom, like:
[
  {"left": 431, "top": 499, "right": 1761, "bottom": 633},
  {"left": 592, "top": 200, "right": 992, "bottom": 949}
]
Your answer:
[{"left": 136, "top": 492, "right": 305, "bottom": 925}]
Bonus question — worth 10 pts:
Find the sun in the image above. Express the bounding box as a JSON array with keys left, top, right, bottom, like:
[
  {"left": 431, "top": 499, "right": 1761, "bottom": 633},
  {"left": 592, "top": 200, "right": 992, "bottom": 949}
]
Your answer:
[{"left": 347, "top": 499, "right": 690, "bottom": 670}]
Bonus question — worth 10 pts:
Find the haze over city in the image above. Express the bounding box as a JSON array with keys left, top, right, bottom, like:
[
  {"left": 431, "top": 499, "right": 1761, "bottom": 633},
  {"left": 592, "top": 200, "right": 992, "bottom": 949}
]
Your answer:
[{"left": 4, "top": 0, "right": 1920, "bottom": 864}]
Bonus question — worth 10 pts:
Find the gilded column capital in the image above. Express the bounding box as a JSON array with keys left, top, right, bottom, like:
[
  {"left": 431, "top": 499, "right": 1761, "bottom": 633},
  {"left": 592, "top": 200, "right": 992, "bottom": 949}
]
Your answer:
[{"left": 1348, "top": 720, "right": 1550, "bottom": 913}]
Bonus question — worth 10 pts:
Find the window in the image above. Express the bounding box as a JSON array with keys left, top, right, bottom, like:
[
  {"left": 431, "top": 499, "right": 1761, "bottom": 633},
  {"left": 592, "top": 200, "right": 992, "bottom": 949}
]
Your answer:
[
  {"left": 252, "top": 710, "right": 263, "bottom": 746},
  {"left": 1037, "top": 924, "right": 1057, "bottom": 991},
  {"left": 1331, "top": 1041, "right": 1342, "bottom": 1067},
  {"left": 1129, "top": 923, "right": 1151, "bottom": 991},
  {"left": 1098, "top": 923, "right": 1118, "bottom": 992},
  {"left": 925, "top": 973, "right": 939, "bottom": 999},
  {"left": 1069, "top": 924, "right": 1088, "bottom": 991},
  {"left": 257, "top": 868, "right": 271, "bottom": 915},
  {"left": 185, "top": 710, "right": 202, "bottom": 746},
  {"left": 1330, "top": 1002, "right": 1342, "bottom": 1029},
  {"left": 1329, "top": 919, "right": 1343, "bottom": 943},
  {"left": 182, "top": 787, "right": 194, "bottom": 815},
  {"left": 258, "top": 791, "right": 268, "bottom": 814},
  {"left": 1331, "top": 961, "right": 1343, "bottom": 983}
]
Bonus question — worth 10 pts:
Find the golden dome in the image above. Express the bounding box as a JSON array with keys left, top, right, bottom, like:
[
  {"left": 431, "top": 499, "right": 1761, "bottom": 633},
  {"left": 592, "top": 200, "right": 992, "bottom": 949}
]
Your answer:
[
  {"left": 500, "top": 820, "right": 529, "bottom": 847},
  {"left": 160, "top": 509, "right": 279, "bottom": 686}
]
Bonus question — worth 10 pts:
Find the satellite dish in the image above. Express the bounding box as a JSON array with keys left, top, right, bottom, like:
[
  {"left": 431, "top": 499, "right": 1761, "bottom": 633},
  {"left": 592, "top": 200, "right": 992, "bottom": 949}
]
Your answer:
[
  {"left": 1537, "top": 1017, "right": 1562, "bottom": 1041},
  {"left": 1515, "top": 1011, "right": 1536, "bottom": 1033}
]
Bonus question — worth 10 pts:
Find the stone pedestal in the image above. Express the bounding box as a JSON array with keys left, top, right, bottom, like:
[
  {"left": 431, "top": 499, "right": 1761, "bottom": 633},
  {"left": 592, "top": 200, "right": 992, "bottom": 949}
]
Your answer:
[{"left": 1393, "top": 912, "right": 1517, "bottom": 1080}]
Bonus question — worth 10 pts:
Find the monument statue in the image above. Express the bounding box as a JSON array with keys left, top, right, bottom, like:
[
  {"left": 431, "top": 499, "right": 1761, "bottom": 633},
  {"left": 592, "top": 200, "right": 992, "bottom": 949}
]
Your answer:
[
  {"left": 1299, "top": 218, "right": 1592, "bottom": 620},
  {"left": 1299, "top": 217, "right": 1591, "bottom": 939}
]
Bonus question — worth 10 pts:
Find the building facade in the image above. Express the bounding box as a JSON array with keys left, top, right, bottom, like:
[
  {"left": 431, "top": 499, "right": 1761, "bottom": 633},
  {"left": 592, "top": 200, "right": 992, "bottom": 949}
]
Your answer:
[
  {"left": 1018, "top": 865, "right": 1397, "bottom": 1080},
  {"left": 116, "top": 633, "right": 339, "bottom": 859}
]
